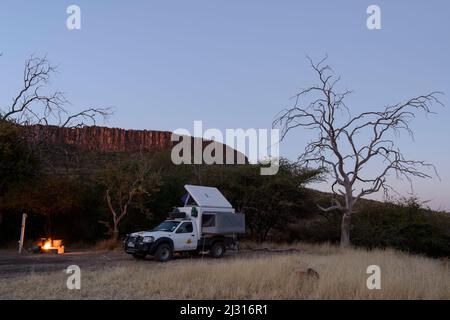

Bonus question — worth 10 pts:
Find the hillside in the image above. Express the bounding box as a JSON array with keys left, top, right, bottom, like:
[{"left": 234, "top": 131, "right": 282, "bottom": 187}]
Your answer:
[{"left": 22, "top": 124, "right": 245, "bottom": 175}]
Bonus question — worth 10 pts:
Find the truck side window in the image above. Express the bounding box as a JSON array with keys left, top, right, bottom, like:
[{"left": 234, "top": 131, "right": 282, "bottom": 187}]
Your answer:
[{"left": 176, "top": 222, "right": 193, "bottom": 233}]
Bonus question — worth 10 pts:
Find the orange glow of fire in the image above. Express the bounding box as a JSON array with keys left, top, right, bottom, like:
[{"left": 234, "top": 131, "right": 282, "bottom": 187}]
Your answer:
[
  {"left": 40, "top": 238, "right": 64, "bottom": 254},
  {"left": 42, "top": 240, "right": 52, "bottom": 250}
]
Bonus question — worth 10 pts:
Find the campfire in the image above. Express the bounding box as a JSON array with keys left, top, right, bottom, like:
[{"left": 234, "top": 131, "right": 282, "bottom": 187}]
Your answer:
[{"left": 39, "top": 238, "right": 65, "bottom": 254}]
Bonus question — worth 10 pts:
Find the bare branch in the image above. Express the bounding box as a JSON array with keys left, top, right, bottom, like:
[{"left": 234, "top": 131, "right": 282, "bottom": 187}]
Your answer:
[
  {"left": 1, "top": 54, "right": 112, "bottom": 128},
  {"left": 60, "top": 107, "right": 113, "bottom": 128}
]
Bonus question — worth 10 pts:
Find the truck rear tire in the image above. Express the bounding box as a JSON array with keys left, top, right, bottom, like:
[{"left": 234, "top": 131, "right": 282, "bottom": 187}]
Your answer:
[
  {"left": 155, "top": 243, "right": 173, "bottom": 262},
  {"left": 210, "top": 242, "right": 225, "bottom": 258}
]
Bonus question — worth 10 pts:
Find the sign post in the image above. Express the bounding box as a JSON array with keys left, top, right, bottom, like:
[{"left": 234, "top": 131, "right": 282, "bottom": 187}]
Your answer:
[{"left": 18, "top": 213, "right": 27, "bottom": 254}]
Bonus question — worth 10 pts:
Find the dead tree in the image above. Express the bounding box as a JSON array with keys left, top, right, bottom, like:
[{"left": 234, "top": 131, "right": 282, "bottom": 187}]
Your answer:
[
  {"left": 274, "top": 57, "right": 443, "bottom": 247},
  {"left": 0, "top": 54, "right": 111, "bottom": 126}
]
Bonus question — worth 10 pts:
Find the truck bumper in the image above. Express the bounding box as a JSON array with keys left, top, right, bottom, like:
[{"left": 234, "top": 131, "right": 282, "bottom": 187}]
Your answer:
[{"left": 123, "top": 235, "right": 157, "bottom": 255}]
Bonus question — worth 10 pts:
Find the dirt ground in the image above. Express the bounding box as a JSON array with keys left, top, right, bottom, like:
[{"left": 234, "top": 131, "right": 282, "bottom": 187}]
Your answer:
[
  {"left": 0, "top": 247, "right": 293, "bottom": 279},
  {"left": 0, "top": 249, "right": 129, "bottom": 278}
]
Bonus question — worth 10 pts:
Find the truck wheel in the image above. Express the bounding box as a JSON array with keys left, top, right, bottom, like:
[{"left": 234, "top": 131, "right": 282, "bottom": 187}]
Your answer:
[
  {"left": 155, "top": 243, "right": 173, "bottom": 262},
  {"left": 210, "top": 242, "right": 225, "bottom": 258}
]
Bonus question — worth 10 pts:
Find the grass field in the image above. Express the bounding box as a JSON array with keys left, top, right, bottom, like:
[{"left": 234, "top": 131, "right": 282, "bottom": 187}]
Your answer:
[{"left": 1, "top": 243, "right": 449, "bottom": 299}]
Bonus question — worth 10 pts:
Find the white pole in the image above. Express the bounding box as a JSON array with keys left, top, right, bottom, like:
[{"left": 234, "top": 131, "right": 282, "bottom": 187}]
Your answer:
[{"left": 18, "top": 213, "right": 27, "bottom": 254}]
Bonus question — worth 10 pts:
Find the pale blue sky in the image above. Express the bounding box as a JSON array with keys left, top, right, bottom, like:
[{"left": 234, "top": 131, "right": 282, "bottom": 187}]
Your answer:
[{"left": 1, "top": 1, "right": 449, "bottom": 209}]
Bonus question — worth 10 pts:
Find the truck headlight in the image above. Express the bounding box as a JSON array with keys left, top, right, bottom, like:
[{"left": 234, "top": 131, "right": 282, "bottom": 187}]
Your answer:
[{"left": 142, "top": 236, "right": 154, "bottom": 243}]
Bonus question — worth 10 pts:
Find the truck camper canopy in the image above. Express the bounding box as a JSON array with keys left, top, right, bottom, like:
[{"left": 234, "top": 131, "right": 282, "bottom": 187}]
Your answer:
[
  {"left": 183, "top": 185, "right": 233, "bottom": 208},
  {"left": 181, "top": 185, "right": 245, "bottom": 234},
  {"left": 201, "top": 212, "right": 245, "bottom": 234}
]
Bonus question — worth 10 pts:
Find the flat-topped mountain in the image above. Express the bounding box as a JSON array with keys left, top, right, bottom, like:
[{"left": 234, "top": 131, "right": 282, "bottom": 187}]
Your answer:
[
  {"left": 25, "top": 125, "right": 174, "bottom": 153},
  {"left": 23, "top": 124, "right": 246, "bottom": 166}
]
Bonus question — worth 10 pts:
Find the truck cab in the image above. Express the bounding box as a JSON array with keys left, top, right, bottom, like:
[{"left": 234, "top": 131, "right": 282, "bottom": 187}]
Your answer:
[{"left": 124, "top": 185, "right": 245, "bottom": 262}]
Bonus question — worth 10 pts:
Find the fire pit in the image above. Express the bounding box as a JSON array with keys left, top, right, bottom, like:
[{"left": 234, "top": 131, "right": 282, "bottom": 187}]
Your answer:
[{"left": 38, "top": 238, "right": 65, "bottom": 254}]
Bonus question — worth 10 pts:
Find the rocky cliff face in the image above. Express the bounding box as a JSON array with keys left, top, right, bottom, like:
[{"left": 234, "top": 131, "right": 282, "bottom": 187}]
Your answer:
[
  {"left": 24, "top": 125, "right": 244, "bottom": 162},
  {"left": 26, "top": 125, "right": 175, "bottom": 152}
]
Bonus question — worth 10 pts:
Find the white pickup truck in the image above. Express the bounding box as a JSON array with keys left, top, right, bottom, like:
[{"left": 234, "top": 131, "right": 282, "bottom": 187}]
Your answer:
[{"left": 123, "top": 185, "right": 245, "bottom": 262}]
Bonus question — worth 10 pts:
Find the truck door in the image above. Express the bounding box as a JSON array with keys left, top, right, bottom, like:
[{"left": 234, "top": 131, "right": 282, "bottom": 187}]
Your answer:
[{"left": 173, "top": 221, "right": 198, "bottom": 251}]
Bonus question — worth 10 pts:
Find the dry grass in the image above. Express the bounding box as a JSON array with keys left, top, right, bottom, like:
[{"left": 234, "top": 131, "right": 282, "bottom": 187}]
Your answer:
[
  {"left": 94, "top": 239, "right": 122, "bottom": 251},
  {"left": 1, "top": 244, "right": 449, "bottom": 299}
]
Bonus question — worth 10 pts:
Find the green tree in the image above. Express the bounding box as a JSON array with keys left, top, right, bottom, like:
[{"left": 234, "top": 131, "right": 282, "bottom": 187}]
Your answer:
[
  {"left": 0, "top": 121, "right": 38, "bottom": 224},
  {"left": 100, "top": 154, "right": 162, "bottom": 240},
  {"left": 5, "top": 174, "right": 83, "bottom": 236}
]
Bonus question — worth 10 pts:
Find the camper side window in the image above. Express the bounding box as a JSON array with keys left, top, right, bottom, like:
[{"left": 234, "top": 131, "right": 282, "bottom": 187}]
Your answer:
[{"left": 176, "top": 222, "right": 193, "bottom": 233}]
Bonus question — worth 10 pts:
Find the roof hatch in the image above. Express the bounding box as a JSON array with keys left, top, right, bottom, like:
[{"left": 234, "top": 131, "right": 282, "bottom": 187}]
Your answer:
[{"left": 184, "top": 185, "right": 232, "bottom": 208}]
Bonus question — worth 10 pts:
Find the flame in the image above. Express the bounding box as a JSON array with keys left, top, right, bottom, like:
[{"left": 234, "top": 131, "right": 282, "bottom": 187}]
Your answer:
[
  {"left": 40, "top": 238, "right": 64, "bottom": 254},
  {"left": 42, "top": 239, "right": 52, "bottom": 250}
]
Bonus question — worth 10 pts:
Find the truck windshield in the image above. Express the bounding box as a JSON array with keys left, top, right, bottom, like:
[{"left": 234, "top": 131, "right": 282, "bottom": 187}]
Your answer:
[{"left": 152, "top": 221, "right": 180, "bottom": 232}]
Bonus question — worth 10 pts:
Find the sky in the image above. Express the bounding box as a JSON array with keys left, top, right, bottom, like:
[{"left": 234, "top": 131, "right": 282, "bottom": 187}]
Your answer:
[{"left": 1, "top": 0, "right": 449, "bottom": 210}]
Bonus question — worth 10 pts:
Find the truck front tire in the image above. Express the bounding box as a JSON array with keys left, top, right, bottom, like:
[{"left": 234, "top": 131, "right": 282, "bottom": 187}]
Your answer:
[
  {"left": 210, "top": 242, "right": 225, "bottom": 258},
  {"left": 155, "top": 243, "right": 173, "bottom": 262}
]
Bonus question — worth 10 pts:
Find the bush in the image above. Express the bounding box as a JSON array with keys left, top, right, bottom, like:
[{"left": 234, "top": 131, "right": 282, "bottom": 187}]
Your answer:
[
  {"left": 283, "top": 196, "right": 450, "bottom": 258},
  {"left": 352, "top": 199, "right": 450, "bottom": 258}
]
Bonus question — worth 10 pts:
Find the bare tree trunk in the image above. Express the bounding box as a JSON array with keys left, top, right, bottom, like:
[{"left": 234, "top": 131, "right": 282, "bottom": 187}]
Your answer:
[
  {"left": 340, "top": 211, "right": 351, "bottom": 247},
  {"left": 107, "top": 190, "right": 120, "bottom": 241},
  {"left": 112, "top": 226, "right": 119, "bottom": 241},
  {"left": 111, "top": 214, "right": 120, "bottom": 241},
  {"left": 339, "top": 187, "right": 354, "bottom": 247}
]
